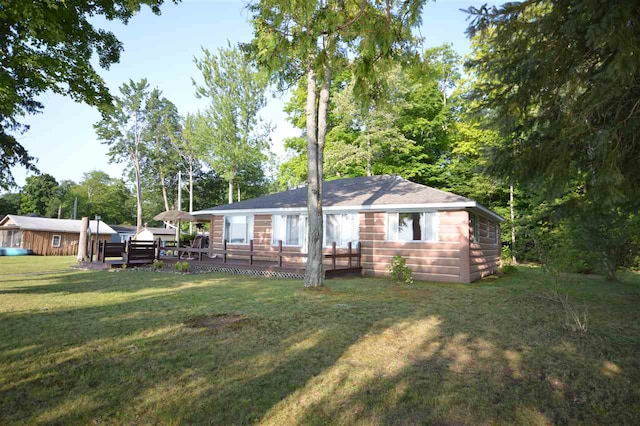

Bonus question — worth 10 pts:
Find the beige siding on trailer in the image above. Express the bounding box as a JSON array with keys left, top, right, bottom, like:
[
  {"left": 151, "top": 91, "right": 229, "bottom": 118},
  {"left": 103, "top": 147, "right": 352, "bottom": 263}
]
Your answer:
[{"left": 469, "top": 213, "right": 501, "bottom": 281}]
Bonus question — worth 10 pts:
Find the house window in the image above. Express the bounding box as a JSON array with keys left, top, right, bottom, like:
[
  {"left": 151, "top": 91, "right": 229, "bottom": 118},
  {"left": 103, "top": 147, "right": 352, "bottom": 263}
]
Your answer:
[
  {"left": 51, "top": 235, "right": 62, "bottom": 248},
  {"left": 493, "top": 222, "right": 499, "bottom": 244},
  {"left": 325, "top": 213, "right": 359, "bottom": 247},
  {"left": 471, "top": 214, "right": 480, "bottom": 242},
  {"left": 0, "top": 230, "right": 22, "bottom": 248},
  {"left": 224, "top": 215, "right": 253, "bottom": 244},
  {"left": 272, "top": 214, "right": 306, "bottom": 246},
  {"left": 386, "top": 212, "right": 437, "bottom": 242}
]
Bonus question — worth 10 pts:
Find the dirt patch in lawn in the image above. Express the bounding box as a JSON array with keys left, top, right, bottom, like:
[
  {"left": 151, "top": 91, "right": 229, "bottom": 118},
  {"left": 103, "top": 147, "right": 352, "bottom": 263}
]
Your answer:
[{"left": 184, "top": 314, "right": 250, "bottom": 330}]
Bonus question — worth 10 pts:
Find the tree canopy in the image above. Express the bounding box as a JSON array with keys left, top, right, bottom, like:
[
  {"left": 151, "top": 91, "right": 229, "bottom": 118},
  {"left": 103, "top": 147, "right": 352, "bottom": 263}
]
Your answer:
[{"left": 0, "top": 0, "right": 176, "bottom": 189}]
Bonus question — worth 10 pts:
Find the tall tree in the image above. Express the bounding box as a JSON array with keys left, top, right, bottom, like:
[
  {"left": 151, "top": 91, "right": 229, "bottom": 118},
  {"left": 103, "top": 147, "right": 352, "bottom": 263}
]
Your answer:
[
  {"left": 193, "top": 44, "right": 270, "bottom": 205},
  {"left": 19, "top": 174, "right": 59, "bottom": 217},
  {"left": 95, "top": 79, "right": 151, "bottom": 232},
  {"left": 246, "top": 0, "right": 426, "bottom": 287},
  {"left": 0, "top": 0, "right": 175, "bottom": 189},
  {"left": 170, "top": 113, "right": 203, "bottom": 231},
  {"left": 465, "top": 0, "right": 640, "bottom": 278},
  {"left": 465, "top": 0, "right": 640, "bottom": 204},
  {"left": 0, "top": 193, "right": 20, "bottom": 216},
  {"left": 143, "top": 89, "right": 182, "bottom": 212}
]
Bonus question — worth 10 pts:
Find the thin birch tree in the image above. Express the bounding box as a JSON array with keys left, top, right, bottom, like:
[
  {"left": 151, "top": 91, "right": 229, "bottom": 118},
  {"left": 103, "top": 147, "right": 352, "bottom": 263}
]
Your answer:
[{"left": 95, "top": 79, "right": 151, "bottom": 232}]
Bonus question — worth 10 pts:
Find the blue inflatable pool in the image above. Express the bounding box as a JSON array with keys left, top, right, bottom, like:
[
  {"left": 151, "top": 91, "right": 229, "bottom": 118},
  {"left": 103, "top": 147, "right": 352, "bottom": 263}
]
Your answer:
[{"left": 0, "top": 248, "right": 33, "bottom": 256}]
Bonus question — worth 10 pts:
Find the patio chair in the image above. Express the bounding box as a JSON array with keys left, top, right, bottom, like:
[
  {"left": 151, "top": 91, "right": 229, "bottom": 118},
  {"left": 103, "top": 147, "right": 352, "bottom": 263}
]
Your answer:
[{"left": 180, "top": 235, "right": 208, "bottom": 260}]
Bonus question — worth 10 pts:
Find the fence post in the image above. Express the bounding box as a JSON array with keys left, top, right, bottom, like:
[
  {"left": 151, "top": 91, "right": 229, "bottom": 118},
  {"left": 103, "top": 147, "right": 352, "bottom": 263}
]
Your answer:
[
  {"left": 125, "top": 239, "right": 131, "bottom": 265},
  {"left": 332, "top": 242, "right": 337, "bottom": 270},
  {"left": 89, "top": 239, "right": 95, "bottom": 263},
  {"left": 249, "top": 239, "right": 254, "bottom": 265},
  {"left": 278, "top": 240, "right": 283, "bottom": 268},
  {"left": 357, "top": 242, "right": 361, "bottom": 267},
  {"left": 156, "top": 238, "right": 161, "bottom": 260},
  {"left": 223, "top": 239, "right": 227, "bottom": 264},
  {"left": 348, "top": 241, "right": 352, "bottom": 268}
]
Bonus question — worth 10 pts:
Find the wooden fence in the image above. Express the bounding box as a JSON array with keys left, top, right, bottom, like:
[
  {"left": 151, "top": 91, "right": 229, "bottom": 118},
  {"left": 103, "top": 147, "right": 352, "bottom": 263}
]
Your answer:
[{"left": 159, "top": 239, "right": 362, "bottom": 270}]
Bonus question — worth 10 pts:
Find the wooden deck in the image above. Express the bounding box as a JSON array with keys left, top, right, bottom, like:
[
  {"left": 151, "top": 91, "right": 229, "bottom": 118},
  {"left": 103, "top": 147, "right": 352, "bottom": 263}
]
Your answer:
[
  {"left": 81, "top": 239, "right": 363, "bottom": 279},
  {"left": 160, "top": 254, "right": 362, "bottom": 279}
]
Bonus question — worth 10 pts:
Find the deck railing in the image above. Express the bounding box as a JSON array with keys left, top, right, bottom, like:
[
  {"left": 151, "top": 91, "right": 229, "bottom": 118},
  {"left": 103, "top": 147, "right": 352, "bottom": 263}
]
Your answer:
[{"left": 159, "top": 239, "right": 361, "bottom": 271}]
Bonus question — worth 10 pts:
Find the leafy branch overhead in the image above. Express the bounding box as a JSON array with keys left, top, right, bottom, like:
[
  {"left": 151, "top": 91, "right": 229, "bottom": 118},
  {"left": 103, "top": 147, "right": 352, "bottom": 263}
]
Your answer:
[{"left": 0, "top": 0, "right": 176, "bottom": 189}]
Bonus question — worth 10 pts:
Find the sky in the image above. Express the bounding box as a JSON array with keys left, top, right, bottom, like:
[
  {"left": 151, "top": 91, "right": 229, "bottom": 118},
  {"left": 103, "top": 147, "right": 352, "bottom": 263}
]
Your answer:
[{"left": 9, "top": 0, "right": 480, "bottom": 190}]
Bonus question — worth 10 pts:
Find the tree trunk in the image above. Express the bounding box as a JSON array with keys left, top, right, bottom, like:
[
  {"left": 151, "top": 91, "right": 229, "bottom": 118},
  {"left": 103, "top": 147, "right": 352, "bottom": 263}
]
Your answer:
[
  {"left": 510, "top": 181, "right": 517, "bottom": 264},
  {"left": 77, "top": 216, "right": 89, "bottom": 261},
  {"left": 228, "top": 177, "right": 234, "bottom": 205},
  {"left": 366, "top": 134, "right": 372, "bottom": 176},
  {"left": 134, "top": 160, "right": 143, "bottom": 233},
  {"left": 304, "top": 60, "right": 323, "bottom": 288},
  {"left": 159, "top": 166, "right": 170, "bottom": 212},
  {"left": 188, "top": 161, "right": 194, "bottom": 234}
]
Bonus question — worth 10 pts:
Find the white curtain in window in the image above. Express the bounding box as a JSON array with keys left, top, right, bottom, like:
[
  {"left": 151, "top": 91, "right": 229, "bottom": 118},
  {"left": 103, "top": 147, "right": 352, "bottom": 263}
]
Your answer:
[
  {"left": 272, "top": 214, "right": 306, "bottom": 246},
  {"left": 325, "top": 213, "right": 359, "bottom": 247},
  {"left": 225, "top": 215, "right": 253, "bottom": 243},
  {"left": 387, "top": 212, "right": 437, "bottom": 242}
]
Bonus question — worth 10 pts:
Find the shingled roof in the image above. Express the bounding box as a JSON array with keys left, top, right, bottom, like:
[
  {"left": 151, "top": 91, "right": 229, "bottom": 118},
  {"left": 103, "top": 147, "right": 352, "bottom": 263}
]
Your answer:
[
  {"left": 0, "top": 215, "right": 117, "bottom": 234},
  {"left": 192, "top": 175, "right": 503, "bottom": 221}
]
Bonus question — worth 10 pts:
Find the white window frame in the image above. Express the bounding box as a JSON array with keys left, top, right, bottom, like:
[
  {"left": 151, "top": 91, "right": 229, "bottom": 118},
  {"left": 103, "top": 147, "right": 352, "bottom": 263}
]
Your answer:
[
  {"left": 324, "top": 213, "right": 359, "bottom": 248},
  {"left": 271, "top": 214, "right": 307, "bottom": 247},
  {"left": 223, "top": 215, "right": 254, "bottom": 245},
  {"left": 51, "top": 234, "right": 62, "bottom": 248},
  {"left": 386, "top": 211, "right": 439, "bottom": 243},
  {"left": 472, "top": 214, "right": 480, "bottom": 242}
]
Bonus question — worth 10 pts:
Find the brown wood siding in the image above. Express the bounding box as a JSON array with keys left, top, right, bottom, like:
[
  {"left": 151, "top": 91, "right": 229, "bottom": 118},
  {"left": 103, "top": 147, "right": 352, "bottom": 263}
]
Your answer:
[
  {"left": 469, "top": 213, "right": 501, "bottom": 281},
  {"left": 359, "top": 211, "right": 468, "bottom": 283},
  {"left": 21, "top": 231, "right": 111, "bottom": 256},
  {"left": 209, "top": 214, "right": 359, "bottom": 267}
]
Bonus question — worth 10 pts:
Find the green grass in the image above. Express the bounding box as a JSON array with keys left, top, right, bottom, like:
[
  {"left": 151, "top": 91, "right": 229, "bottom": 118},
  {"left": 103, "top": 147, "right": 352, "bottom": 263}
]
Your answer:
[
  {"left": 0, "top": 255, "right": 77, "bottom": 275},
  {"left": 0, "top": 258, "right": 639, "bottom": 425}
]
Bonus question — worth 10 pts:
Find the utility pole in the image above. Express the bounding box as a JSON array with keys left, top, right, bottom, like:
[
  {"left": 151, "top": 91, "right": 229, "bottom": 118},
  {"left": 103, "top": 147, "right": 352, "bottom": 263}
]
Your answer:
[{"left": 73, "top": 197, "right": 78, "bottom": 220}]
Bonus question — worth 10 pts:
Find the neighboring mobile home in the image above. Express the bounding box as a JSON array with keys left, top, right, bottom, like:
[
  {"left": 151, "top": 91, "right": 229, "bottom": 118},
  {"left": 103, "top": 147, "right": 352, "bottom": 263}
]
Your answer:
[
  {"left": 0, "top": 215, "right": 116, "bottom": 256},
  {"left": 192, "top": 175, "right": 504, "bottom": 283}
]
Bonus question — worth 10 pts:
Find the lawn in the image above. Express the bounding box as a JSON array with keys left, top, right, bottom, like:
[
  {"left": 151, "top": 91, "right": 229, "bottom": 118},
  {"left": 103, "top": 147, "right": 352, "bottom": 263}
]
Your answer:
[{"left": 0, "top": 257, "right": 639, "bottom": 424}]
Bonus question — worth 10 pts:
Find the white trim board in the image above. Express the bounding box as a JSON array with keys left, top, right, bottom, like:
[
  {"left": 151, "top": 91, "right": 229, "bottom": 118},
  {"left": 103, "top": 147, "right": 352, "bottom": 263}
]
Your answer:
[{"left": 193, "top": 201, "right": 505, "bottom": 222}]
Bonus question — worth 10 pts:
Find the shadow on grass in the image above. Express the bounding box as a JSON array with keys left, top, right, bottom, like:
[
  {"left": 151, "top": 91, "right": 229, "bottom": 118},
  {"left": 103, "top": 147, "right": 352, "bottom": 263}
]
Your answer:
[{"left": 0, "top": 268, "right": 638, "bottom": 424}]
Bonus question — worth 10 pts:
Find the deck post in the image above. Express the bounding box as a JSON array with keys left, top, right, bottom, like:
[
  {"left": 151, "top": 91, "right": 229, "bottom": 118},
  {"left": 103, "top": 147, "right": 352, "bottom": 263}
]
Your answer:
[
  {"left": 348, "top": 242, "right": 352, "bottom": 268},
  {"left": 125, "top": 239, "right": 131, "bottom": 265},
  {"left": 332, "top": 242, "right": 337, "bottom": 270},
  {"left": 278, "top": 240, "right": 283, "bottom": 268},
  {"left": 102, "top": 241, "right": 107, "bottom": 263},
  {"left": 223, "top": 239, "right": 227, "bottom": 264},
  {"left": 156, "top": 238, "right": 161, "bottom": 260},
  {"left": 89, "top": 239, "right": 95, "bottom": 262},
  {"left": 357, "top": 242, "right": 361, "bottom": 267},
  {"left": 249, "top": 240, "right": 254, "bottom": 265}
]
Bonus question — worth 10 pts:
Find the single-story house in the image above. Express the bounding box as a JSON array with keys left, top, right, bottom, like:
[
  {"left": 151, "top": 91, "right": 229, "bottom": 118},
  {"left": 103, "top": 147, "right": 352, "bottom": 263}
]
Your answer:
[
  {"left": 0, "top": 215, "right": 117, "bottom": 256},
  {"left": 192, "top": 175, "right": 505, "bottom": 283},
  {"left": 110, "top": 225, "right": 177, "bottom": 243}
]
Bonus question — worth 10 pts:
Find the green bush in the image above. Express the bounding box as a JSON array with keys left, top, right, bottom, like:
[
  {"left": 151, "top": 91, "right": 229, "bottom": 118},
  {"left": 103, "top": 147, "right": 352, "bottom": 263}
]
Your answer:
[
  {"left": 389, "top": 255, "right": 413, "bottom": 284},
  {"left": 174, "top": 261, "right": 190, "bottom": 273},
  {"left": 501, "top": 264, "right": 518, "bottom": 275},
  {"left": 152, "top": 260, "right": 165, "bottom": 270},
  {"left": 501, "top": 245, "right": 512, "bottom": 262}
]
